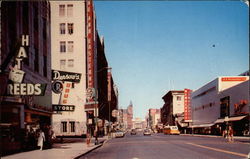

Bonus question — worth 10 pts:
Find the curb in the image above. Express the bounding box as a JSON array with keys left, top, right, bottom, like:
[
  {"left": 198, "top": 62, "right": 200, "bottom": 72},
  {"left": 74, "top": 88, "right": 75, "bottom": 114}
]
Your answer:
[{"left": 74, "top": 138, "right": 110, "bottom": 159}]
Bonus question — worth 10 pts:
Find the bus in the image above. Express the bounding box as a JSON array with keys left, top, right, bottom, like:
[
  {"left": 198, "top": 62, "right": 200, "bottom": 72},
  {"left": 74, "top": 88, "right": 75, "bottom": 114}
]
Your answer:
[{"left": 163, "top": 126, "right": 180, "bottom": 135}]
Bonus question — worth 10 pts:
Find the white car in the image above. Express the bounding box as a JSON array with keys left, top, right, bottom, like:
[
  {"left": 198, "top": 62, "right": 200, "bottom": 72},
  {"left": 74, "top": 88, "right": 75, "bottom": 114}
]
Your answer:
[
  {"left": 115, "top": 130, "right": 124, "bottom": 138},
  {"left": 143, "top": 129, "right": 151, "bottom": 136}
]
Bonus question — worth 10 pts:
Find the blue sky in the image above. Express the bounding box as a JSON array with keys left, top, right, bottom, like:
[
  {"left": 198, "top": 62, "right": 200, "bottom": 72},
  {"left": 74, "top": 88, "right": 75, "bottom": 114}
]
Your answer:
[{"left": 94, "top": 1, "right": 249, "bottom": 119}]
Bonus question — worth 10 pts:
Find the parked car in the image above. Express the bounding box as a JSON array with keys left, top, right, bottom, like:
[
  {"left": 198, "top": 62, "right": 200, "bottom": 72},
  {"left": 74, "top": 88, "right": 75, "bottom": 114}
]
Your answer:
[
  {"left": 130, "top": 129, "right": 137, "bottom": 135},
  {"left": 143, "top": 129, "right": 151, "bottom": 136},
  {"left": 115, "top": 130, "right": 125, "bottom": 138}
]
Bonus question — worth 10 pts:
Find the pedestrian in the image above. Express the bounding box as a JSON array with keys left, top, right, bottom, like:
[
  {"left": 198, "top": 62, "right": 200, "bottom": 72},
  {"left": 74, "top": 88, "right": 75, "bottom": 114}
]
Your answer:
[
  {"left": 37, "top": 129, "right": 45, "bottom": 150},
  {"left": 228, "top": 126, "right": 234, "bottom": 142}
]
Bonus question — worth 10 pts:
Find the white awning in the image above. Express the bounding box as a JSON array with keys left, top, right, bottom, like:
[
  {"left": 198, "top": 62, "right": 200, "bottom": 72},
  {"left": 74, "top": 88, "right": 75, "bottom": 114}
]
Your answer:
[
  {"left": 214, "top": 118, "right": 225, "bottom": 124},
  {"left": 214, "top": 115, "right": 247, "bottom": 124},
  {"left": 228, "top": 115, "right": 247, "bottom": 122}
]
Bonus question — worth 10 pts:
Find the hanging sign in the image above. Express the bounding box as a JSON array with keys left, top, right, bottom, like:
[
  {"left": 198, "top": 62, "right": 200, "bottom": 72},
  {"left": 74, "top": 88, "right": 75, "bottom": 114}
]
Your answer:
[{"left": 52, "top": 70, "right": 81, "bottom": 83}]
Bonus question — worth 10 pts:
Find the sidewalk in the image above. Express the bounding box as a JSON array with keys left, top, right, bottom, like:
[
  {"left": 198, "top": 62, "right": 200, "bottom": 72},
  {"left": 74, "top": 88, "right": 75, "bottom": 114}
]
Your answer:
[
  {"left": 180, "top": 134, "right": 250, "bottom": 142},
  {"left": 2, "top": 136, "right": 109, "bottom": 159}
]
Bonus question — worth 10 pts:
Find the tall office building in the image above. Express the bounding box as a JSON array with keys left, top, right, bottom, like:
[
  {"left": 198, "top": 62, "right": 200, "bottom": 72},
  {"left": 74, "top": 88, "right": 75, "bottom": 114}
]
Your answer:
[{"left": 51, "top": 1, "right": 90, "bottom": 136}]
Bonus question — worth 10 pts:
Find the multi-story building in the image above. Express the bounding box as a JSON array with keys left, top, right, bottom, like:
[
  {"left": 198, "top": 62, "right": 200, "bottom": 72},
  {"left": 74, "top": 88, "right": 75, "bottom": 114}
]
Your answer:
[
  {"left": 161, "top": 90, "right": 185, "bottom": 126},
  {"left": 1, "top": 0, "right": 52, "bottom": 154},
  {"left": 51, "top": 0, "right": 118, "bottom": 137},
  {"left": 191, "top": 76, "right": 249, "bottom": 135},
  {"left": 148, "top": 109, "right": 161, "bottom": 130},
  {"left": 132, "top": 117, "right": 145, "bottom": 129},
  {"left": 127, "top": 102, "right": 133, "bottom": 129},
  {"left": 51, "top": 1, "right": 88, "bottom": 136}
]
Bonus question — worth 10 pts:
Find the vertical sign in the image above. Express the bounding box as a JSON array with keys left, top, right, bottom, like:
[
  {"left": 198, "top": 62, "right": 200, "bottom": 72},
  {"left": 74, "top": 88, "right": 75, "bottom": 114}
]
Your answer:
[
  {"left": 86, "top": 0, "right": 95, "bottom": 102},
  {"left": 107, "top": 71, "right": 111, "bottom": 102},
  {"left": 184, "top": 89, "right": 192, "bottom": 121},
  {"left": 61, "top": 82, "right": 71, "bottom": 104}
]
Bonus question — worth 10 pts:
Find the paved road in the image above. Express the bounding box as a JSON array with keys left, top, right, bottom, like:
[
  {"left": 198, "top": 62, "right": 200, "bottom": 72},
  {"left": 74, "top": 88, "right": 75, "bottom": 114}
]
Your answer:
[{"left": 81, "top": 132, "right": 249, "bottom": 159}]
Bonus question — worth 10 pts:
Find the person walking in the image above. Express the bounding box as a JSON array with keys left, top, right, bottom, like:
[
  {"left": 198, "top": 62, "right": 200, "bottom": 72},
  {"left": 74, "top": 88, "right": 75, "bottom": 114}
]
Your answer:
[
  {"left": 37, "top": 129, "right": 45, "bottom": 150},
  {"left": 228, "top": 126, "right": 234, "bottom": 142}
]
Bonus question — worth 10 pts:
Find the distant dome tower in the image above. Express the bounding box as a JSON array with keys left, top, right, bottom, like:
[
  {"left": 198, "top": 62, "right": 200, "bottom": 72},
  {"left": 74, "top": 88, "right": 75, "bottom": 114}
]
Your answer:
[{"left": 127, "top": 101, "right": 133, "bottom": 129}]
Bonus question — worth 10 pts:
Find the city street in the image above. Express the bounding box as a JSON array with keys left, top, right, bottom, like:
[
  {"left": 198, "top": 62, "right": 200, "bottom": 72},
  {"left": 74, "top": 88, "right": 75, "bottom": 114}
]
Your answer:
[{"left": 81, "top": 132, "right": 249, "bottom": 159}]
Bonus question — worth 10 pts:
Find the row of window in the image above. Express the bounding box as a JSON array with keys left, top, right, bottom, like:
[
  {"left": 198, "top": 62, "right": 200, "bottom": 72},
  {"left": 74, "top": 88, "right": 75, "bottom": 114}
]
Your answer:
[
  {"left": 60, "top": 59, "right": 74, "bottom": 69},
  {"left": 60, "top": 23, "right": 74, "bottom": 35},
  {"left": 59, "top": 4, "right": 73, "bottom": 17},
  {"left": 61, "top": 121, "right": 75, "bottom": 133},
  {"left": 60, "top": 41, "right": 74, "bottom": 53}
]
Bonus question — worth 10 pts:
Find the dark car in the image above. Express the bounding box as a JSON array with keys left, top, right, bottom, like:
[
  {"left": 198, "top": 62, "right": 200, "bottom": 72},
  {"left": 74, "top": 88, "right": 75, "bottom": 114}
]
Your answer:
[{"left": 130, "top": 129, "right": 137, "bottom": 135}]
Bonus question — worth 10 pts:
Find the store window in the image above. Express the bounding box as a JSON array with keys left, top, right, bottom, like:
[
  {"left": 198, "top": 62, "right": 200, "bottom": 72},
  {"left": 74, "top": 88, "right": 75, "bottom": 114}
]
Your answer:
[
  {"left": 59, "top": 5, "right": 65, "bottom": 17},
  {"left": 177, "top": 96, "right": 181, "bottom": 101},
  {"left": 68, "top": 23, "right": 74, "bottom": 34},
  {"left": 68, "top": 41, "right": 74, "bottom": 52},
  {"left": 60, "top": 60, "right": 66, "bottom": 70},
  {"left": 67, "top": 4, "right": 73, "bottom": 17},
  {"left": 68, "top": 59, "right": 74, "bottom": 68},
  {"left": 61, "top": 121, "right": 67, "bottom": 132},
  {"left": 60, "top": 41, "right": 66, "bottom": 52},
  {"left": 60, "top": 23, "right": 65, "bottom": 34},
  {"left": 70, "top": 121, "right": 75, "bottom": 132}
]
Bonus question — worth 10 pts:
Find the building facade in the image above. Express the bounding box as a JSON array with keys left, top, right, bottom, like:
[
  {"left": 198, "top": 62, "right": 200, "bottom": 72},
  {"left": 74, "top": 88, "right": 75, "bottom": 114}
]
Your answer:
[
  {"left": 1, "top": 0, "right": 52, "bottom": 154},
  {"left": 161, "top": 91, "right": 184, "bottom": 126},
  {"left": 191, "top": 76, "right": 249, "bottom": 135},
  {"left": 148, "top": 108, "right": 161, "bottom": 130},
  {"left": 51, "top": 1, "right": 88, "bottom": 136}
]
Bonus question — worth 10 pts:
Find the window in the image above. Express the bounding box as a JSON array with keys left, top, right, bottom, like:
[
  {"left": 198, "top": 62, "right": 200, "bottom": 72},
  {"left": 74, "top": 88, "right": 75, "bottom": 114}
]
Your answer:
[
  {"left": 61, "top": 122, "right": 67, "bottom": 132},
  {"left": 60, "top": 23, "right": 65, "bottom": 34},
  {"left": 60, "top": 41, "right": 66, "bottom": 52},
  {"left": 59, "top": 5, "right": 65, "bottom": 16},
  {"left": 68, "top": 59, "right": 74, "bottom": 67},
  {"left": 68, "top": 23, "right": 73, "bottom": 34},
  {"left": 70, "top": 121, "right": 75, "bottom": 132},
  {"left": 68, "top": 41, "right": 73, "bottom": 52},
  {"left": 67, "top": 4, "right": 73, "bottom": 17},
  {"left": 177, "top": 96, "right": 181, "bottom": 101},
  {"left": 60, "top": 60, "right": 66, "bottom": 70}
]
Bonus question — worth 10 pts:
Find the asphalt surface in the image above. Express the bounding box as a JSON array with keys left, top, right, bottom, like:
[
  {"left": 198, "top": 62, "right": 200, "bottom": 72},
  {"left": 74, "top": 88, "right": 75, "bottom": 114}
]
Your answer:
[{"left": 80, "top": 132, "right": 249, "bottom": 159}]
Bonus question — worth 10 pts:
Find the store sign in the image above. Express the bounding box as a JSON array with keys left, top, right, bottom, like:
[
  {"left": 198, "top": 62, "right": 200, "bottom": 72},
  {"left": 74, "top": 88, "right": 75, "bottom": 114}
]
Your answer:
[
  {"left": 7, "top": 35, "right": 47, "bottom": 96},
  {"left": 52, "top": 105, "right": 75, "bottom": 111},
  {"left": 52, "top": 80, "right": 63, "bottom": 94},
  {"left": 221, "top": 77, "right": 247, "bottom": 82},
  {"left": 52, "top": 70, "right": 81, "bottom": 83},
  {"left": 8, "top": 83, "right": 46, "bottom": 96},
  {"left": 86, "top": 0, "right": 95, "bottom": 103},
  {"left": 184, "top": 89, "right": 192, "bottom": 121}
]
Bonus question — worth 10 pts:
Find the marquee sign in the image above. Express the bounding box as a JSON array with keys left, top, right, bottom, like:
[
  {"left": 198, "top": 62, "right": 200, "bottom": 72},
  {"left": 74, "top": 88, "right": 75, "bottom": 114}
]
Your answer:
[{"left": 7, "top": 35, "right": 47, "bottom": 96}]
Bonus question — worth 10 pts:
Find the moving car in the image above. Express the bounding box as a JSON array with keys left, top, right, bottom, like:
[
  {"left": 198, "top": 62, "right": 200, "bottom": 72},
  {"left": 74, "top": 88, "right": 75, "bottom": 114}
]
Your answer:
[
  {"left": 130, "top": 129, "right": 137, "bottom": 135},
  {"left": 143, "top": 129, "right": 151, "bottom": 136},
  {"left": 115, "top": 130, "right": 125, "bottom": 138},
  {"left": 163, "top": 126, "right": 180, "bottom": 135}
]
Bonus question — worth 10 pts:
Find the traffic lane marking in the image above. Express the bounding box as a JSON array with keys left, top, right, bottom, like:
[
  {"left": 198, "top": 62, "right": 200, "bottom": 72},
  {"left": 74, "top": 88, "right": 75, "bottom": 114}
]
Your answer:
[{"left": 186, "top": 142, "right": 248, "bottom": 158}]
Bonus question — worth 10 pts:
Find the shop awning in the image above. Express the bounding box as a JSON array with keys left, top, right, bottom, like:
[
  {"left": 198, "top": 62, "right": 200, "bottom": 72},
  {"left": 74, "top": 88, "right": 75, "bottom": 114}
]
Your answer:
[
  {"left": 214, "top": 115, "right": 247, "bottom": 123},
  {"left": 214, "top": 118, "right": 225, "bottom": 124},
  {"left": 228, "top": 115, "right": 247, "bottom": 122},
  {"left": 190, "top": 123, "right": 214, "bottom": 128}
]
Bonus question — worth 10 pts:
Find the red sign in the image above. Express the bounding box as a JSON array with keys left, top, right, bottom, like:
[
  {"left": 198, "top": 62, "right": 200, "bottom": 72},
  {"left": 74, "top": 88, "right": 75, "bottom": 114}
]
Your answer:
[
  {"left": 86, "top": 0, "right": 95, "bottom": 102},
  {"left": 221, "top": 77, "right": 247, "bottom": 82},
  {"left": 184, "top": 89, "right": 192, "bottom": 121}
]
